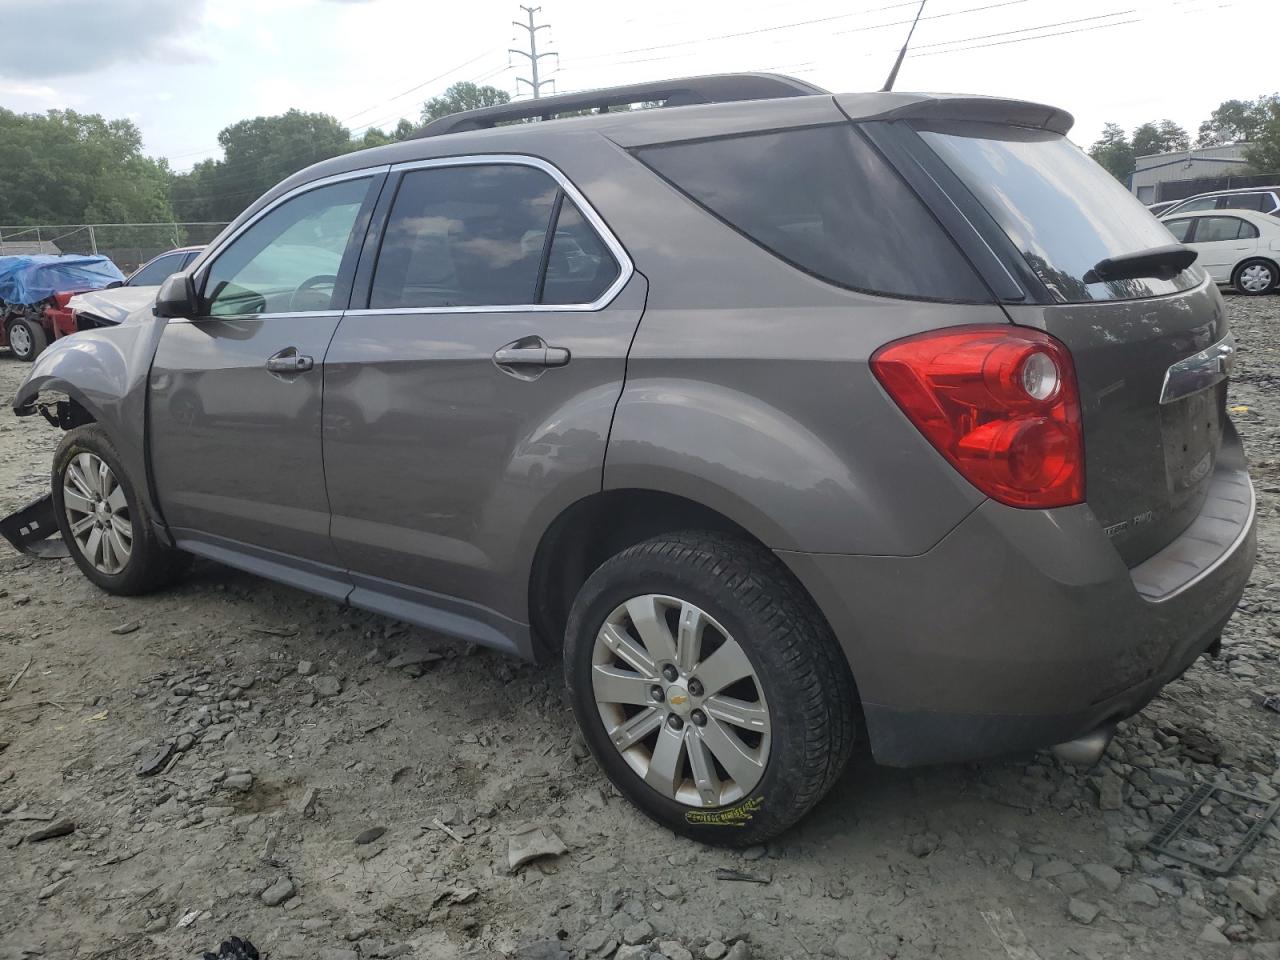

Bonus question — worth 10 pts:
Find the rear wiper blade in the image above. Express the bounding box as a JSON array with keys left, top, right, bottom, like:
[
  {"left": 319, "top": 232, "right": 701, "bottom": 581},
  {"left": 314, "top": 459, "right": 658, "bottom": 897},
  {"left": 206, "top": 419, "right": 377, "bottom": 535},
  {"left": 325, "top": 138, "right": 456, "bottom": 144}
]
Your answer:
[{"left": 1083, "top": 244, "right": 1197, "bottom": 284}]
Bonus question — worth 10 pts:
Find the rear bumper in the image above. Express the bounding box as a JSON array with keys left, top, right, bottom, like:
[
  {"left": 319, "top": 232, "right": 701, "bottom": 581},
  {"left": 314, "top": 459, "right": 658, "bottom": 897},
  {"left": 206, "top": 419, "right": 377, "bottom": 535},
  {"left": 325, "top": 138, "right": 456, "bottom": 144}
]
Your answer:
[{"left": 780, "top": 433, "right": 1255, "bottom": 767}]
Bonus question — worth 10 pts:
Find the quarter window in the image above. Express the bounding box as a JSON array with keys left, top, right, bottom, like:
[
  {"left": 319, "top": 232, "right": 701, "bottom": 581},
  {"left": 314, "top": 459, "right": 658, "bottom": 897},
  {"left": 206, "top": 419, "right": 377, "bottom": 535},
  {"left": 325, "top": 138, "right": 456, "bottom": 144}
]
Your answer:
[
  {"left": 541, "top": 199, "right": 620, "bottom": 304},
  {"left": 203, "top": 177, "right": 370, "bottom": 317},
  {"left": 637, "top": 125, "right": 990, "bottom": 301}
]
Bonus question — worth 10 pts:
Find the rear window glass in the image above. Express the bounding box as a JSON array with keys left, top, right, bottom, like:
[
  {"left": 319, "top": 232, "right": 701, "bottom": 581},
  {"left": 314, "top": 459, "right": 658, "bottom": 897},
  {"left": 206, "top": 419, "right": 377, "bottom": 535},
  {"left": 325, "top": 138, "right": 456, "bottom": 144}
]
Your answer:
[
  {"left": 918, "top": 122, "right": 1201, "bottom": 303},
  {"left": 635, "top": 125, "right": 990, "bottom": 302}
]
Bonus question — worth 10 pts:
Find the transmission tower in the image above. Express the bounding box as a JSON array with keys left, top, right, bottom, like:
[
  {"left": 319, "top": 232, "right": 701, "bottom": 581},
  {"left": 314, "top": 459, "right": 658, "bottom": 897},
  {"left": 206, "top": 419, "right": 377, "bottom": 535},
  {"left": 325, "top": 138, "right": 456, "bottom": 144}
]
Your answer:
[{"left": 510, "top": 5, "right": 557, "bottom": 99}]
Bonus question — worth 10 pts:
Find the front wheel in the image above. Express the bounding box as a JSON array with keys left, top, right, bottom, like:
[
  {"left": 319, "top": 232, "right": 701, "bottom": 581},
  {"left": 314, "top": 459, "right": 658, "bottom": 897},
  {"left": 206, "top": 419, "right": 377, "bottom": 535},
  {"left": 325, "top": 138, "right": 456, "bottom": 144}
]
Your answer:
[
  {"left": 52, "top": 425, "right": 191, "bottom": 595},
  {"left": 1233, "top": 258, "right": 1278, "bottom": 296},
  {"left": 7, "top": 317, "right": 47, "bottom": 362},
  {"left": 565, "top": 532, "right": 856, "bottom": 845}
]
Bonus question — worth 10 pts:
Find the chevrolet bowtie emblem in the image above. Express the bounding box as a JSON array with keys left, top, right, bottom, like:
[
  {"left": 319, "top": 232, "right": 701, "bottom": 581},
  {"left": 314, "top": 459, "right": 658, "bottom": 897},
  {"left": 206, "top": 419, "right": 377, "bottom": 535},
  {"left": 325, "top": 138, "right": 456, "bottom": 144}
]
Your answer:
[{"left": 669, "top": 694, "right": 688, "bottom": 705}]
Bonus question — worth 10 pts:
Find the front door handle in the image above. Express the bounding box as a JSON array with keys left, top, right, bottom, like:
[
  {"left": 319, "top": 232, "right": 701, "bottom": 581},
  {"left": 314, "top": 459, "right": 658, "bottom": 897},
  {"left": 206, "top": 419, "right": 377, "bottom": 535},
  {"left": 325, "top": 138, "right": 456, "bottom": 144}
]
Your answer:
[
  {"left": 266, "top": 347, "right": 314, "bottom": 374},
  {"left": 493, "top": 338, "right": 571, "bottom": 370}
]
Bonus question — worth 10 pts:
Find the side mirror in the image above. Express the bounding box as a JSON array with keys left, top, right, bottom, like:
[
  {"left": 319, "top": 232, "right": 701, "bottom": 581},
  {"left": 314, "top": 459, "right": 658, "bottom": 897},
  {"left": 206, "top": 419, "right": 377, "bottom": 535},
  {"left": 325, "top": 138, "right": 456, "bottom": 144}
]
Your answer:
[
  {"left": 154, "top": 273, "right": 198, "bottom": 319},
  {"left": 105, "top": 280, "right": 123, "bottom": 290}
]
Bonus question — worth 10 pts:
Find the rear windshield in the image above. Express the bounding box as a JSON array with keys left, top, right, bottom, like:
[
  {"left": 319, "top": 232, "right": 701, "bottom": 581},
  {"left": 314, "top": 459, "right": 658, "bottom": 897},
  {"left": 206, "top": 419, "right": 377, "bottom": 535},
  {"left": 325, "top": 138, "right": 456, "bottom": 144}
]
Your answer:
[
  {"left": 636, "top": 124, "right": 991, "bottom": 303},
  {"left": 917, "top": 122, "right": 1201, "bottom": 303}
]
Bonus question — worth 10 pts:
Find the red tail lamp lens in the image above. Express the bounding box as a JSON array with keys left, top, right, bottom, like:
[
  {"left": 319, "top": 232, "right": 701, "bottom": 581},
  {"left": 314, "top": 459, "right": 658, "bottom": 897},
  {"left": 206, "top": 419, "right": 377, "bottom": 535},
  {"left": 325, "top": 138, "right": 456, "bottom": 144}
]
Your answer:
[{"left": 871, "top": 325, "right": 1084, "bottom": 508}]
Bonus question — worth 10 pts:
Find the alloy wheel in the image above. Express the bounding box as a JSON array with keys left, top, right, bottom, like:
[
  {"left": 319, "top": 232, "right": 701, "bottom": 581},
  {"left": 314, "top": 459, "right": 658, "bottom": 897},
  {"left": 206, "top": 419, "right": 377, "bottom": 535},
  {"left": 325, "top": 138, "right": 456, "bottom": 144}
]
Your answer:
[
  {"left": 62, "top": 452, "right": 133, "bottom": 574},
  {"left": 9, "top": 322, "right": 31, "bottom": 358},
  {"left": 591, "top": 594, "right": 770, "bottom": 807},
  {"left": 1239, "top": 263, "right": 1274, "bottom": 293}
]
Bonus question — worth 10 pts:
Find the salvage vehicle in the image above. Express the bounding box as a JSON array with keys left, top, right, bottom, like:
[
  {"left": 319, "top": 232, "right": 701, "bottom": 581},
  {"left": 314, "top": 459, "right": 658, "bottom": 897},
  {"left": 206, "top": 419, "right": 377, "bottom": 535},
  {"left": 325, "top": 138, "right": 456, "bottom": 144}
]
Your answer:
[
  {"left": 66, "top": 246, "right": 205, "bottom": 329},
  {"left": 0, "top": 254, "right": 125, "bottom": 360},
  {"left": 1, "top": 75, "right": 1255, "bottom": 843}
]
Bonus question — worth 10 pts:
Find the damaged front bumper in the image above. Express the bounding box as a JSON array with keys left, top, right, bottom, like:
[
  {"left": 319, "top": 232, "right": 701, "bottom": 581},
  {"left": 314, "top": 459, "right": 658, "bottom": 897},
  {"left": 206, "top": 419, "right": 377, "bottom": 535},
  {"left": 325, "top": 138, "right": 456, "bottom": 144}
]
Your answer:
[{"left": 0, "top": 494, "right": 69, "bottom": 558}]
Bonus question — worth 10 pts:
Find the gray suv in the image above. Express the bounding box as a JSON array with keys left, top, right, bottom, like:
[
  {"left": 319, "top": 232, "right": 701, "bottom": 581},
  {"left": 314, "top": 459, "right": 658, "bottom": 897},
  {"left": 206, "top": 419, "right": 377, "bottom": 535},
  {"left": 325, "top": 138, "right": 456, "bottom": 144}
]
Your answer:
[{"left": 3, "top": 75, "right": 1256, "bottom": 844}]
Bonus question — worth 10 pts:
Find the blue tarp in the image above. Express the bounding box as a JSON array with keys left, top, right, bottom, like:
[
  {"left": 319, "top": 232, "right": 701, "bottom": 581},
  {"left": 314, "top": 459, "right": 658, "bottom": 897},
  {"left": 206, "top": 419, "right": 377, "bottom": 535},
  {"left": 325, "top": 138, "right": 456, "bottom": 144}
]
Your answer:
[{"left": 0, "top": 255, "right": 125, "bottom": 305}]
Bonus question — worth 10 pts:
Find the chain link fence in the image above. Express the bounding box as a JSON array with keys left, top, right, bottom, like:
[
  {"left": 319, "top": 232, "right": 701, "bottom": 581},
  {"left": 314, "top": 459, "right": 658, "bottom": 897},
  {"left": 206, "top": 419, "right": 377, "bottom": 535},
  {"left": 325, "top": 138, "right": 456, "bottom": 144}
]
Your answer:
[{"left": 0, "top": 223, "right": 231, "bottom": 274}]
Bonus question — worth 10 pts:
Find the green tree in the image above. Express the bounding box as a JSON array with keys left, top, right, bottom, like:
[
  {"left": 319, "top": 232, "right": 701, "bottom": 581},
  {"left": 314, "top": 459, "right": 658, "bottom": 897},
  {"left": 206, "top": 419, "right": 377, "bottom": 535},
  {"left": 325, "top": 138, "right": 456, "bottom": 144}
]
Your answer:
[
  {"left": 1197, "top": 95, "right": 1279, "bottom": 146},
  {"left": 1243, "top": 99, "right": 1280, "bottom": 174},
  {"left": 170, "top": 109, "right": 353, "bottom": 221},
  {"left": 0, "top": 108, "right": 173, "bottom": 225},
  {"left": 1088, "top": 122, "right": 1136, "bottom": 183},
  {"left": 356, "top": 118, "right": 416, "bottom": 149},
  {"left": 1131, "top": 120, "right": 1190, "bottom": 157},
  {"left": 420, "top": 81, "right": 511, "bottom": 124}
]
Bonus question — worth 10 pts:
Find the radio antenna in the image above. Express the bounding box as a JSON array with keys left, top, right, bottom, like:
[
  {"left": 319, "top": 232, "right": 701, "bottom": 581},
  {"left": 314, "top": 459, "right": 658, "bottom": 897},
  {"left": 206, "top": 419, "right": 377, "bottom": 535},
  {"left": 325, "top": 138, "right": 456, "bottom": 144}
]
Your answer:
[{"left": 882, "top": 0, "right": 928, "bottom": 92}]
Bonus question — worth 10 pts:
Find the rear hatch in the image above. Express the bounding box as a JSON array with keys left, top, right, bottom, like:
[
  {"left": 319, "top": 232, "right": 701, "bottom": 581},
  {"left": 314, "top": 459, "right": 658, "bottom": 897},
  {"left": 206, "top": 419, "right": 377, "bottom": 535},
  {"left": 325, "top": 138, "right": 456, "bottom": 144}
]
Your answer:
[{"left": 913, "top": 120, "right": 1229, "bottom": 565}]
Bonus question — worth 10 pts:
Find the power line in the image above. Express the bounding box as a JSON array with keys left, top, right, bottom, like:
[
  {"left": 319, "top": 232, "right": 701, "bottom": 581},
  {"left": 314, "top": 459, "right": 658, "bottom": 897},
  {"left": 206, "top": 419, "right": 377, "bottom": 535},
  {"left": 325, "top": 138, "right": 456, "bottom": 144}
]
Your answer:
[
  {"left": 510, "top": 5, "right": 557, "bottom": 99},
  {"left": 912, "top": 15, "right": 1141, "bottom": 57},
  {"left": 339, "top": 49, "right": 495, "bottom": 124},
  {"left": 570, "top": 0, "right": 935, "bottom": 63}
]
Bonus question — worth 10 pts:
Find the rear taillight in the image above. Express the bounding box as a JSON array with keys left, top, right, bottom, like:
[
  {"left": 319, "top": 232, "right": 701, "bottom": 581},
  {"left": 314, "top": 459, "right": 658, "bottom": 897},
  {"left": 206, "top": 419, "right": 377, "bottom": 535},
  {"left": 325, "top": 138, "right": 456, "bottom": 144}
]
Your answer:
[{"left": 871, "top": 325, "right": 1084, "bottom": 508}]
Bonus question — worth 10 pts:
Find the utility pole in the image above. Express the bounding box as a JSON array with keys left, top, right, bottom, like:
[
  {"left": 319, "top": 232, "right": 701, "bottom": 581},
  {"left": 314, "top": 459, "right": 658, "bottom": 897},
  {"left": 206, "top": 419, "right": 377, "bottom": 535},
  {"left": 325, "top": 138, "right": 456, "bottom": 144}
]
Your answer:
[{"left": 510, "top": 5, "right": 557, "bottom": 99}]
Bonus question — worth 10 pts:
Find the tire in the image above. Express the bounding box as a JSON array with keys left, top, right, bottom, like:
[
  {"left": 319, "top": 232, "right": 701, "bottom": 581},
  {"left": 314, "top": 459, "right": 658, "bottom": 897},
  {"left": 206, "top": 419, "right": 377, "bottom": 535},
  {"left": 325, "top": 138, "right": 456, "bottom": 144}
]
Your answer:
[
  {"left": 51, "top": 425, "right": 191, "bottom": 595},
  {"left": 7, "top": 316, "right": 47, "bottom": 362},
  {"left": 1232, "top": 258, "right": 1278, "bottom": 296},
  {"left": 565, "top": 531, "right": 856, "bottom": 845}
]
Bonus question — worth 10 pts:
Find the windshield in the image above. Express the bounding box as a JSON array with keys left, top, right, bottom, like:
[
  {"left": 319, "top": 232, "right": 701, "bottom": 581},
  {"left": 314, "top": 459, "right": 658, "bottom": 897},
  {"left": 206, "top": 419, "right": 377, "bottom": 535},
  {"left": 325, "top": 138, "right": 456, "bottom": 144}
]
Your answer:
[{"left": 917, "top": 121, "right": 1200, "bottom": 303}]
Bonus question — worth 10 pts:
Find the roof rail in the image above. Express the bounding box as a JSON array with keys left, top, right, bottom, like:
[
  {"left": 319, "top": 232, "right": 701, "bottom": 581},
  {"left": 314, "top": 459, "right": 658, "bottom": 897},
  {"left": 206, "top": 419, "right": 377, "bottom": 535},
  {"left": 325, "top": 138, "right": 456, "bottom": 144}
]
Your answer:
[{"left": 416, "top": 73, "right": 828, "bottom": 138}]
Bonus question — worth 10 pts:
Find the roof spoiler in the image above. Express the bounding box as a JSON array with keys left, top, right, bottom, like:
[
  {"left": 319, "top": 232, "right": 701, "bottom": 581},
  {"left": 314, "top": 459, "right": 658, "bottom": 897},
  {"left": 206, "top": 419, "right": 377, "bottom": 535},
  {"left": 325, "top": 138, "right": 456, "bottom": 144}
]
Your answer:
[
  {"left": 416, "top": 73, "right": 829, "bottom": 138},
  {"left": 837, "top": 93, "right": 1074, "bottom": 135}
]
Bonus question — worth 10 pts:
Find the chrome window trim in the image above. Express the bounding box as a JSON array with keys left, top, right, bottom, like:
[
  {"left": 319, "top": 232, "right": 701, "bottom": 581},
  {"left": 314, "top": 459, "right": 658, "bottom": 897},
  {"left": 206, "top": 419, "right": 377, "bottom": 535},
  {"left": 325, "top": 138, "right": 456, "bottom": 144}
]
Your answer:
[
  {"left": 345, "top": 153, "right": 633, "bottom": 316},
  {"left": 175, "top": 165, "right": 391, "bottom": 322}
]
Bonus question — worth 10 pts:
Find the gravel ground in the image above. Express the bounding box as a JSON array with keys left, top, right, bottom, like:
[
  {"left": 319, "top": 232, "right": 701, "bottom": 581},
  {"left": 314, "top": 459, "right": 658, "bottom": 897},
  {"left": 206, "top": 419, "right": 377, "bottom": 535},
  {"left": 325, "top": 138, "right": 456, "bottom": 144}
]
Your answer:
[{"left": 0, "top": 294, "right": 1279, "bottom": 960}]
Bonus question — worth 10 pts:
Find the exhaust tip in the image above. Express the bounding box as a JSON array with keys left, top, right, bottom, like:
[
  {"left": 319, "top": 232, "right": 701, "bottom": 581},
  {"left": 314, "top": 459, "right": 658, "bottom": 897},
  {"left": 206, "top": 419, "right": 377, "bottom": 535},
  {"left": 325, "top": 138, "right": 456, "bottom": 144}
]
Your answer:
[{"left": 1050, "top": 722, "right": 1115, "bottom": 768}]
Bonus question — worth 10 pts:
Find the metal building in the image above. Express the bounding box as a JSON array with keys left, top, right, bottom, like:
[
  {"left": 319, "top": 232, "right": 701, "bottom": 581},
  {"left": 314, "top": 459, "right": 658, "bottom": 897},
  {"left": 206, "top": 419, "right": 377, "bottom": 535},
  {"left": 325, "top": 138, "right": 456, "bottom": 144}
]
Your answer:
[{"left": 1130, "top": 143, "right": 1269, "bottom": 203}]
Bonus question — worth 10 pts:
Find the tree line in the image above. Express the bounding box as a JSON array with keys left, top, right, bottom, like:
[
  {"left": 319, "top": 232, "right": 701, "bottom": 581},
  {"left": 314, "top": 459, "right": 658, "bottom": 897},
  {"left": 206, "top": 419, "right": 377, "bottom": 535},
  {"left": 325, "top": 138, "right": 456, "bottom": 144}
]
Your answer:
[
  {"left": 5, "top": 84, "right": 1279, "bottom": 227},
  {"left": 1088, "top": 94, "right": 1280, "bottom": 183},
  {"left": 0, "top": 82, "right": 511, "bottom": 226}
]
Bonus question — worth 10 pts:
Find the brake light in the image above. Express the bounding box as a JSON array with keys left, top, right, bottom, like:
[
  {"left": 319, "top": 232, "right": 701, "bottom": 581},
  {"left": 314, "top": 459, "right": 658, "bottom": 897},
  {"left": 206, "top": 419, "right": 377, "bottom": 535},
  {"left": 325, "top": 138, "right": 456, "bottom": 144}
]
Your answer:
[{"left": 871, "top": 325, "right": 1084, "bottom": 508}]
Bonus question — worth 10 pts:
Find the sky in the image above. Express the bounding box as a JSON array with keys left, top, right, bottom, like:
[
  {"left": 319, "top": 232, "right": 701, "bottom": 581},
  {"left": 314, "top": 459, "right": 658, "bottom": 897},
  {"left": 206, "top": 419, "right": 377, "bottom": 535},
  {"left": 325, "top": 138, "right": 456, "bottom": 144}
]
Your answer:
[{"left": 1, "top": 0, "right": 1277, "bottom": 173}]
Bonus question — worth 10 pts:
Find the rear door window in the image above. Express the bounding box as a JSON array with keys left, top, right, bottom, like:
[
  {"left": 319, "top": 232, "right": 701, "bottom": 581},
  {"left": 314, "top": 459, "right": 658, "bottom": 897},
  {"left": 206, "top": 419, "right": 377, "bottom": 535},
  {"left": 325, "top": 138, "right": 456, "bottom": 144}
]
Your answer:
[
  {"left": 1196, "top": 216, "right": 1256, "bottom": 242},
  {"left": 1177, "top": 197, "right": 1219, "bottom": 213},
  {"left": 918, "top": 122, "right": 1200, "bottom": 302},
  {"left": 635, "top": 124, "right": 991, "bottom": 302},
  {"left": 371, "top": 165, "right": 557, "bottom": 309}
]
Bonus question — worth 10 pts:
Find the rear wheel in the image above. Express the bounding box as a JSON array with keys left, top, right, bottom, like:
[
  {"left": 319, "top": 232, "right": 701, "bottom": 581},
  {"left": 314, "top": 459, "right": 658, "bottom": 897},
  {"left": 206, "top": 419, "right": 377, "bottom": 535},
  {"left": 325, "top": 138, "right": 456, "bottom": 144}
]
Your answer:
[
  {"left": 7, "top": 317, "right": 47, "bottom": 362},
  {"left": 1233, "top": 258, "right": 1278, "bottom": 295},
  {"left": 565, "top": 531, "right": 856, "bottom": 844},
  {"left": 52, "top": 425, "right": 190, "bottom": 595}
]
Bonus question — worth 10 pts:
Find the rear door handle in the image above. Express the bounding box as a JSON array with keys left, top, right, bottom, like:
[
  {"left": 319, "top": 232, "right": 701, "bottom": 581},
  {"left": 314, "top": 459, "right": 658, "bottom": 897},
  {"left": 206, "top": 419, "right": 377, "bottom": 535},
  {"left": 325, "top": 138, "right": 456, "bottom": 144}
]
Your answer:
[
  {"left": 493, "top": 339, "right": 571, "bottom": 369},
  {"left": 266, "top": 347, "right": 314, "bottom": 374}
]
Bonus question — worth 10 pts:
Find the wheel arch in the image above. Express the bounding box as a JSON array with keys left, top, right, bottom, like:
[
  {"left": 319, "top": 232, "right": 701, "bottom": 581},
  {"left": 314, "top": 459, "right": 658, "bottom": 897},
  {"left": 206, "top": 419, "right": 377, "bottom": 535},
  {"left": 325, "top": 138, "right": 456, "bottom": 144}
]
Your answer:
[
  {"left": 13, "top": 325, "right": 172, "bottom": 545},
  {"left": 528, "top": 487, "right": 824, "bottom": 656},
  {"left": 1233, "top": 255, "right": 1280, "bottom": 291}
]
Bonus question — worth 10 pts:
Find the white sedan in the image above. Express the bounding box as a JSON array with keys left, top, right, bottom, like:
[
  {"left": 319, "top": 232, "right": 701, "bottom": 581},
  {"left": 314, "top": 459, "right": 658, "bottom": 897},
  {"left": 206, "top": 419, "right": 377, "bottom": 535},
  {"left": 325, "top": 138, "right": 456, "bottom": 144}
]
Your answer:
[{"left": 1161, "top": 208, "right": 1280, "bottom": 295}]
